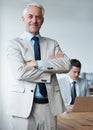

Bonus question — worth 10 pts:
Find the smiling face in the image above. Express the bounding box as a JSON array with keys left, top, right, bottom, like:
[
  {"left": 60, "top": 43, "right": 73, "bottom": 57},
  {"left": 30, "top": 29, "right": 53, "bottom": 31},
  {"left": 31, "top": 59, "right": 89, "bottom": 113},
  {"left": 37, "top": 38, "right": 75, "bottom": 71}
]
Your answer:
[
  {"left": 22, "top": 5, "right": 44, "bottom": 35},
  {"left": 69, "top": 66, "right": 81, "bottom": 80}
]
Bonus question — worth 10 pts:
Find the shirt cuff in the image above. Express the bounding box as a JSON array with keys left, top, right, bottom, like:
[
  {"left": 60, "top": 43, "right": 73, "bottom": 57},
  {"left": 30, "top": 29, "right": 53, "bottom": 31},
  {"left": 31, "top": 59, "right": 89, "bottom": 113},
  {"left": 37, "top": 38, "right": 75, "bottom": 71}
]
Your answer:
[{"left": 37, "top": 60, "right": 44, "bottom": 70}]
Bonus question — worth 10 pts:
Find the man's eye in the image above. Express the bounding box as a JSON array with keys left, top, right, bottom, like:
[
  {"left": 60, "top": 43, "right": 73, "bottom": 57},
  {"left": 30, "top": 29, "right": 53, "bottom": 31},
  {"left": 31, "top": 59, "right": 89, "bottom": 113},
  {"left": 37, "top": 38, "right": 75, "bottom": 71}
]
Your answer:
[
  {"left": 28, "top": 15, "right": 33, "bottom": 19},
  {"left": 28, "top": 15, "right": 43, "bottom": 20},
  {"left": 37, "top": 16, "right": 42, "bottom": 19}
]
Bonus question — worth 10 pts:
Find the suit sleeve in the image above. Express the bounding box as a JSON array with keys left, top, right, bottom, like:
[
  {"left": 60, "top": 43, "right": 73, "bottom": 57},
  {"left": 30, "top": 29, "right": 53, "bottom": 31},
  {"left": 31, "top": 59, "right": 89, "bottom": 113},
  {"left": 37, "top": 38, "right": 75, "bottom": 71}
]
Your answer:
[
  {"left": 42, "top": 39, "right": 71, "bottom": 74},
  {"left": 6, "top": 39, "right": 51, "bottom": 83}
]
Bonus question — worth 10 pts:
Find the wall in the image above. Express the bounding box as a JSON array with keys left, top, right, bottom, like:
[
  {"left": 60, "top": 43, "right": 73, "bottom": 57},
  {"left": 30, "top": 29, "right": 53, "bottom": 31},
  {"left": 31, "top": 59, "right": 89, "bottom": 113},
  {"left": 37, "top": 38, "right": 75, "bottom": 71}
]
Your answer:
[{"left": 0, "top": 0, "right": 93, "bottom": 129}]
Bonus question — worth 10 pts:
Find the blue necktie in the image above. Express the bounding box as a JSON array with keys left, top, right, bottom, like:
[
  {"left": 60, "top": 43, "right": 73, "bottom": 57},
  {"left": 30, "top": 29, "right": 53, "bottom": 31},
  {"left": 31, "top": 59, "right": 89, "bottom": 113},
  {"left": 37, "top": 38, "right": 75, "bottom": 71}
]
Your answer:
[
  {"left": 71, "top": 81, "right": 76, "bottom": 104},
  {"left": 32, "top": 36, "right": 47, "bottom": 97}
]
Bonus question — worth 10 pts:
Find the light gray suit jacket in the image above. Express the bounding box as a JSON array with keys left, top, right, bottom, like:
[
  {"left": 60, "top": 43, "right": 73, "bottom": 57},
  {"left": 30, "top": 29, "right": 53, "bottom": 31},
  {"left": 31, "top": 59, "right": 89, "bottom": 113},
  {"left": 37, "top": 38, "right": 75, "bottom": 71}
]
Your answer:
[
  {"left": 58, "top": 75, "right": 90, "bottom": 106},
  {"left": 7, "top": 34, "right": 71, "bottom": 118}
]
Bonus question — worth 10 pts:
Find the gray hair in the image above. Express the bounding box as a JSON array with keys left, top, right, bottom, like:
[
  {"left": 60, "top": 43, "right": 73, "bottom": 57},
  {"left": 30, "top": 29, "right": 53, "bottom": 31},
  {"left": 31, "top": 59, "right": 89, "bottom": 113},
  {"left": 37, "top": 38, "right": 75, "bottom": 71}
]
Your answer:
[{"left": 23, "top": 3, "right": 45, "bottom": 16}]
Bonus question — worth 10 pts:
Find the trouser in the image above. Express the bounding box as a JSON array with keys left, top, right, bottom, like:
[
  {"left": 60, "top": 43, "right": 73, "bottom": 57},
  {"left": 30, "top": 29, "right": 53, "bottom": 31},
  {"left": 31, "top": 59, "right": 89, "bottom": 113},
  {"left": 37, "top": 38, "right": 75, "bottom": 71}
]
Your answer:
[{"left": 11, "top": 103, "right": 57, "bottom": 130}]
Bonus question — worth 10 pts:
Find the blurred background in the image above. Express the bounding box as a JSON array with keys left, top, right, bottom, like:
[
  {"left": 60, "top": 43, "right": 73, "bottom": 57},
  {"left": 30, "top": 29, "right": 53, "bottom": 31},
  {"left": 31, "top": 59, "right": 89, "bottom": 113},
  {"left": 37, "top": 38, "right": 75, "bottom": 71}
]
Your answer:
[{"left": 0, "top": 0, "right": 93, "bottom": 129}]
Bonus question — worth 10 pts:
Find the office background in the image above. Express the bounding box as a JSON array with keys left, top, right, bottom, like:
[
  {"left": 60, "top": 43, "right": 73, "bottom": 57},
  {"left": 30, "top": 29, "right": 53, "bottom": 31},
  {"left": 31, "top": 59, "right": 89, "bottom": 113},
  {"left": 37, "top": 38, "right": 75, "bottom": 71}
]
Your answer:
[{"left": 0, "top": 0, "right": 93, "bottom": 129}]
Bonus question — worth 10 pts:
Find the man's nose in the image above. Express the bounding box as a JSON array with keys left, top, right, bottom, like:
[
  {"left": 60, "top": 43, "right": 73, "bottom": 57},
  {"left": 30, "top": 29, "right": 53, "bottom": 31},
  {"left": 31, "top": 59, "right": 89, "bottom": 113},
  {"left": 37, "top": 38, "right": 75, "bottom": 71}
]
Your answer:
[
  {"left": 32, "top": 17, "right": 37, "bottom": 22},
  {"left": 76, "top": 73, "right": 79, "bottom": 77}
]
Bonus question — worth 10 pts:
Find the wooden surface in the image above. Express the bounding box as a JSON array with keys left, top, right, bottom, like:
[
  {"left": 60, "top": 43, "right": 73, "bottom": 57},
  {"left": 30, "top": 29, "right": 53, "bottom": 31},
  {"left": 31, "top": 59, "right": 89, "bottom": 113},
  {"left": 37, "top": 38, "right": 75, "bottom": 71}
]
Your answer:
[
  {"left": 73, "top": 96, "right": 93, "bottom": 112},
  {"left": 57, "top": 112, "right": 93, "bottom": 130}
]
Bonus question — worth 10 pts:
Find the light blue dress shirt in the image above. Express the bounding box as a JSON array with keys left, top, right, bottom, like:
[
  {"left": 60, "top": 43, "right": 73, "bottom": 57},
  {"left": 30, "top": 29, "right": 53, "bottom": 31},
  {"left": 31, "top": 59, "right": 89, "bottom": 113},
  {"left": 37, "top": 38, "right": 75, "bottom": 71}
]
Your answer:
[{"left": 24, "top": 31, "right": 45, "bottom": 98}]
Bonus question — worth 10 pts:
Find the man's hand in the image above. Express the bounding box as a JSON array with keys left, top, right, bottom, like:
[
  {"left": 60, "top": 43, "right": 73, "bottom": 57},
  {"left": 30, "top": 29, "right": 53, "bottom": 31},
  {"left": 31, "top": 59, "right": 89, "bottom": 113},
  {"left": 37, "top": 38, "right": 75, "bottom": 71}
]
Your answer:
[
  {"left": 53, "top": 53, "right": 64, "bottom": 59},
  {"left": 25, "top": 60, "right": 38, "bottom": 68},
  {"left": 66, "top": 105, "right": 74, "bottom": 113}
]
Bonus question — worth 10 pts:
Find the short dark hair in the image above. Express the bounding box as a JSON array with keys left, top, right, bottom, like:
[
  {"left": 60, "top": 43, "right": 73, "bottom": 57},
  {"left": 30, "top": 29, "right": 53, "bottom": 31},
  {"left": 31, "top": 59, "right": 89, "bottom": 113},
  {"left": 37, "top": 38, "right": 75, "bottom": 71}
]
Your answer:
[{"left": 70, "top": 59, "right": 81, "bottom": 68}]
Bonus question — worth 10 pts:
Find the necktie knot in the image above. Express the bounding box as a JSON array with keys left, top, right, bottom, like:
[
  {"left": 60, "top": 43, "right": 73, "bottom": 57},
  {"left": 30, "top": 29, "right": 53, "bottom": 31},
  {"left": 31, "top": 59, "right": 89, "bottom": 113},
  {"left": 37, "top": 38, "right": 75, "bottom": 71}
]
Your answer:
[
  {"left": 72, "top": 81, "right": 76, "bottom": 86},
  {"left": 32, "top": 36, "right": 39, "bottom": 41}
]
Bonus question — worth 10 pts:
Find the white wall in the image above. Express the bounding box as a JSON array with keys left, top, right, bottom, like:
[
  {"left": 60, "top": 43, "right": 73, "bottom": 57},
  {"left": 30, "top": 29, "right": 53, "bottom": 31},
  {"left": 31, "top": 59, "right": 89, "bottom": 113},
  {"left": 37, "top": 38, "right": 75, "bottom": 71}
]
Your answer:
[{"left": 0, "top": 0, "right": 93, "bottom": 129}]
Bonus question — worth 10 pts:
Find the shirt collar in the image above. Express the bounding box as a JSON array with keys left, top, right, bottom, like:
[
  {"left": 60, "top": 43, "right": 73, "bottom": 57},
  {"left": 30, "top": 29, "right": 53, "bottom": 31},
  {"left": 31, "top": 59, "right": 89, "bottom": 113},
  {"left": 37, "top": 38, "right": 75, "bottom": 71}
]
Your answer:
[
  {"left": 24, "top": 31, "right": 40, "bottom": 41},
  {"left": 67, "top": 74, "right": 77, "bottom": 84}
]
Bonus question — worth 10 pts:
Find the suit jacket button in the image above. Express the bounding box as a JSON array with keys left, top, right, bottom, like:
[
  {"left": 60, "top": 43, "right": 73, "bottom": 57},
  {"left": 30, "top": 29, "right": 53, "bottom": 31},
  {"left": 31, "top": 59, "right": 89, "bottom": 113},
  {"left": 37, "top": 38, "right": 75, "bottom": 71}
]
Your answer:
[
  {"left": 47, "top": 67, "right": 53, "bottom": 69},
  {"left": 31, "top": 90, "right": 33, "bottom": 92}
]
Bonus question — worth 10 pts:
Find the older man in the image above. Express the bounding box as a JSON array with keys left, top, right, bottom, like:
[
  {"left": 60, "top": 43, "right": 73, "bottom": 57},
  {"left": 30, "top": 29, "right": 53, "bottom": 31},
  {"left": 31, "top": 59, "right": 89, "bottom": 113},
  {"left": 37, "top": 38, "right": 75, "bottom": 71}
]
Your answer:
[{"left": 7, "top": 3, "right": 70, "bottom": 130}]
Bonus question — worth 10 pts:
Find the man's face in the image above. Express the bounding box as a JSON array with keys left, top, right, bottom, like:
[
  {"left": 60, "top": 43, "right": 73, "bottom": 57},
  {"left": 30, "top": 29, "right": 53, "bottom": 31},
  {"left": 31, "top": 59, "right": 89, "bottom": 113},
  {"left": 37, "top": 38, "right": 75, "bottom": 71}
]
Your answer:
[
  {"left": 22, "top": 5, "right": 44, "bottom": 35},
  {"left": 69, "top": 66, "right": 81, "bottom": 80}
]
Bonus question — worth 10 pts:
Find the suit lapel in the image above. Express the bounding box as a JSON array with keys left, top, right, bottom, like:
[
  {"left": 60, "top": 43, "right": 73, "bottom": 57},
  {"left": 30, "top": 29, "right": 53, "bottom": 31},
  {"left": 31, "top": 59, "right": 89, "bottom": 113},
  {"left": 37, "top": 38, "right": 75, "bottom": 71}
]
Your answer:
[
  {"left": 39, "top": 37, "right": 47, "bottom": 60},
  {"left": 65, "top": 77, "right": 72, "bottom": 96},
  {"left": 17, "top": 34, "right": 35, "bottom": 61}
]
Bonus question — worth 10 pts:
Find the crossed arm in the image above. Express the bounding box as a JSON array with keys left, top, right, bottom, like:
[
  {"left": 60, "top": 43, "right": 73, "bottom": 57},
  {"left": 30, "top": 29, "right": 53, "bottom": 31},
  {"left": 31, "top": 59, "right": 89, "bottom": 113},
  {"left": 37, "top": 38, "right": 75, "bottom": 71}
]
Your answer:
[{"left": 26, "top": 53, "right": 64, "bottom": 68}]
